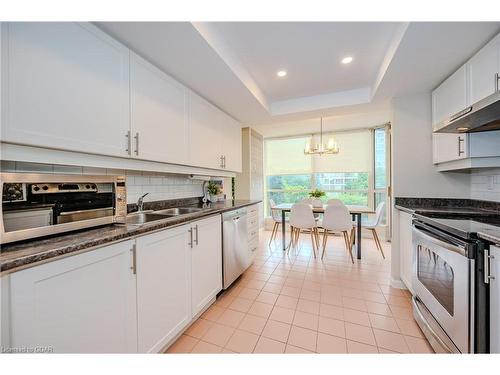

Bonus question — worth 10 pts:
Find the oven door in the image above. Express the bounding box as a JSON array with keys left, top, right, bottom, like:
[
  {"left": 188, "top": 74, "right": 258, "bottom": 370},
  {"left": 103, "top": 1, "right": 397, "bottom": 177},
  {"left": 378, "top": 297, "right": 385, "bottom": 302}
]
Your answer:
[{"left": 412, "top": 224, "right": 472, "bottom": 353}]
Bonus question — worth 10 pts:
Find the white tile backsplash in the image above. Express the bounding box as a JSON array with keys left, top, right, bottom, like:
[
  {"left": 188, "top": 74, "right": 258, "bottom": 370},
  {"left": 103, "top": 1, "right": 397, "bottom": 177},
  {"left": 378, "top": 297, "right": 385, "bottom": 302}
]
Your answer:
[
  {"left": 470, "top": 168, "right": 500, "bottom": 202},
  {"left": 1, "top": 161, "right": 205, "bottom": 204}
]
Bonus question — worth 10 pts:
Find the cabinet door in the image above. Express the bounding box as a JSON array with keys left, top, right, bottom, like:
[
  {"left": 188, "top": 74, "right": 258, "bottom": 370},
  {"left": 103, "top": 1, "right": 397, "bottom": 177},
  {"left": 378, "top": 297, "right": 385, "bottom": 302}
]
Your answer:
[
  {"left": 1, "top": 22, "right": 130, "bottom": 157},
  {"left": 191, "top": 215, "right": 222, "bottom": 317},
  {"left": 432, "top": 65, "right": 468, "bottom": 126},
  {"left": 130, "top": 53, "right": 189, "bottom": 164},
  {"left": 9, "top": 240, "right": 137, "bottom": 353},
  {"left": 219, "top": 111, "right": 242, "bottom": 172},
  {"left": 189, "top": 92, "right": 223, "bottom": 170},
  {"left": 136, "top": 225, "right": 191, "bottom": 353},
  {"left": 432, "top": 133, "right": 468, "bottom": 164},
  {"left": 491, "top": 245, "right": 500, "bottom": 354},
  {"left": 468, "top": 33, "right": 500, "bottom": 105},
  {"left": 399, "top": 211, "right": 414, "bottom": 293}
]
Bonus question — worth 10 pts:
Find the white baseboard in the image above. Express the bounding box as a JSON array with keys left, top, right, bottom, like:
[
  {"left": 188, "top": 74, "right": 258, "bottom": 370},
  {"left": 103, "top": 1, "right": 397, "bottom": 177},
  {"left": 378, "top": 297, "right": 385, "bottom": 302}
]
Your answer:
[{"left": 390, "top": 277, "right": 407, "bottom": 290}]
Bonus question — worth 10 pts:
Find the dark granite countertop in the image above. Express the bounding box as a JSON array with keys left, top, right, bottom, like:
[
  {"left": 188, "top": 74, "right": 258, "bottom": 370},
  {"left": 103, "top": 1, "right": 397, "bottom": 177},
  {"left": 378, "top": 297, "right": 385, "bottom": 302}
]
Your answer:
[
  {"left": 395, "top": 197, "right": 500, "bottom": 244},
  {"left": 394, "top": 197, "right": 500, "bottom": 216},
  {"left": 0, "top": 199, "right": 261, "bottom": 275}
]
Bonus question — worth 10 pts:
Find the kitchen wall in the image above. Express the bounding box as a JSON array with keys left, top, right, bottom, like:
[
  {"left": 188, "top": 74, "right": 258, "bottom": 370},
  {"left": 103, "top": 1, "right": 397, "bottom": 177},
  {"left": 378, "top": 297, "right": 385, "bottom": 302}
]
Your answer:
[
  {"left": 470, "top": 168, "right": 500, "bottom": 202},
  {"left": 0, "top": 161, "right": 205, "bottom": 204}
]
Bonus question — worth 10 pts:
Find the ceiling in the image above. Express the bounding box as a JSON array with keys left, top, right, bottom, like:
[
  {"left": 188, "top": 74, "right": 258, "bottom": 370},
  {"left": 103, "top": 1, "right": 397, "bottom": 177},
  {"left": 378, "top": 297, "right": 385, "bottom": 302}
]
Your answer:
[
  {"left": 202, "top": 22, "right": 400, "bottom": 102},
  {"left": 96, "top": 21, "right": 500, "bottom": 125}
]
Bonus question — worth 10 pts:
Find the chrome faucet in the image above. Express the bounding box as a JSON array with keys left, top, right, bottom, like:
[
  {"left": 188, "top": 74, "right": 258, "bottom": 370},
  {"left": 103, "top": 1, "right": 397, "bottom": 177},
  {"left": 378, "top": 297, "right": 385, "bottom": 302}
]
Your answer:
[{"left": 137, "top": 193, "right": 149, "bottom": 212}]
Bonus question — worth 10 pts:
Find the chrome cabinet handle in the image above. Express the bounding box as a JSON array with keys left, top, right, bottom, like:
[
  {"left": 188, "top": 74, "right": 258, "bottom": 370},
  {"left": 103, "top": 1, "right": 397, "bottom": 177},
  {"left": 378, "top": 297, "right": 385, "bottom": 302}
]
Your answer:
[
  {"left": 194, "top": 224, "right": 199, "bottom": 246},
  {"left": 126, "top": 131, "right": 131, "bottom": 155},
  {"left": 130, "top": 243, "right": 137, "bottom": 274},
  {"left": 134, "top": 132, "right": 139, "bottom": 156},
  {"left": 495, "top": 73, "right": 499, "bottom": 93},
  {"left": 220, "top": 155, "right": 224, "bottom": 168},
  {"left": 484, "top": 249, "right": 495, "bottom": 284},
  {"left": 223, "top": 156, "right": 226, "bottom": 168},
  {"left": 458, "top": 136, "right": 465, "bottom": 156},
  {"left": 188, "top": 228, "right": 193, "bottom": 248}
]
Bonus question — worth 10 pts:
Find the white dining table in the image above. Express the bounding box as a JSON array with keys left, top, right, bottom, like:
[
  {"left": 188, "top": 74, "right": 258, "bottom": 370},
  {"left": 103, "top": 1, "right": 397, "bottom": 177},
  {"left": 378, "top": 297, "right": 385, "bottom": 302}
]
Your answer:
[{"left": 272, "top": 203, "right": 376, "bottom": 259}]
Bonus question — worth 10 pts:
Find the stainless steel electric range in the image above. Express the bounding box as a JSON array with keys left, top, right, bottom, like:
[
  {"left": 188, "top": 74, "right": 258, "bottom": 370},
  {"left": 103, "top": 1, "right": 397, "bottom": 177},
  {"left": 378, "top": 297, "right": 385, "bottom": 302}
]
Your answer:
[{"left": 412, "top": 212, "right": 499, "bottom": 353}]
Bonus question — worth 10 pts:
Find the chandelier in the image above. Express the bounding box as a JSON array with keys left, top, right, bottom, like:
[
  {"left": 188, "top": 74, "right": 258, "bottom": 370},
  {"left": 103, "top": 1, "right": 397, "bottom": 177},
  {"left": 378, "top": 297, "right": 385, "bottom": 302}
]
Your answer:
[{"left": 304, "top": 117, "right": 340, "bottom": 155}]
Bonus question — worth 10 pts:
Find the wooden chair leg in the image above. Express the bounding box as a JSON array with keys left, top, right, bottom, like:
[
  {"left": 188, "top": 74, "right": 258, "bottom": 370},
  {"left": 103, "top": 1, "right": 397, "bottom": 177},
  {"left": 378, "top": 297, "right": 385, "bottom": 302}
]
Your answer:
[
  {"left": 349, "top": 227, "right": 355, "bottom": 249},
  {"left": 293, "top": 227, "right": 300, "bottom": 249},
  {"left": 371, "top": 229, "right": 385, "bottom": 259},
  {"left": 344, "top": 231, "right": 355, "bottom": 264},
  {"left": 269, "top": 222, "right": 278, "bottom": 245},
  {"left": 314, "top": 228, "right": 320, "bottom": 249},
  {"left": 287, "top": 227, "right": 294, "bottom": 251},
  {"left": 321, "top": 229, "right": 329, "bottom": 260},
  {"left": 310, "top": 230, "right": 317, "bottom": 258}
]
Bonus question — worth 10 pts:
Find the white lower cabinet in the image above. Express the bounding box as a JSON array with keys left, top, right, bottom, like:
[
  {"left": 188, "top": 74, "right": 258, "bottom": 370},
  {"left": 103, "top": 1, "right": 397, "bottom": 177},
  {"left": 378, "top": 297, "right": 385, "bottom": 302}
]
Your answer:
[
  {"left": 490, "top": 245, "right": 500, "bottom": 353},
  {"left": 399, "top": 210, "right": 414, "bottom": 293},
  {"left": 135, "top": 225, "right": 191, "bottom": 353},
  {"left": 190, "top": 215, "right": 222, "bottom": 317},
  {"left": 4, "top": 215, "right": 223, "bottom": 353},
  {"left": 9, "top": 240, "right": 138, "bottom": 353}
]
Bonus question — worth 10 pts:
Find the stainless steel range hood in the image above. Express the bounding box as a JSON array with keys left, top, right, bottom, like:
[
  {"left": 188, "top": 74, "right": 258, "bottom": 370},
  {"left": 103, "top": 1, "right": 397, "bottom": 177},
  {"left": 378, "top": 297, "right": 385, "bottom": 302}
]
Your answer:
[{"left": 434, "top": 91, "right": 500, "bottom": 133}]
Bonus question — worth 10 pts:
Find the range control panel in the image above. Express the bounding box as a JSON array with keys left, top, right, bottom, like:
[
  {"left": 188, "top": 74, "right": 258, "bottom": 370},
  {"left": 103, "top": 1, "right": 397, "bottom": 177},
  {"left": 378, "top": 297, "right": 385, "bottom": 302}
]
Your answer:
[{"left": 31, "top": 183, "right": 98, "bottom": 194}]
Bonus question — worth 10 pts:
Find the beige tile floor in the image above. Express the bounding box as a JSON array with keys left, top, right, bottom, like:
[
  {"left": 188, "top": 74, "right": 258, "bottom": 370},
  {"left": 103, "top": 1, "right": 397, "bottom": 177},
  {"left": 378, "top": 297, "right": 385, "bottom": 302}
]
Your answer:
[{"left": 166, "top": 230, "right": 434, "bottom": 354}]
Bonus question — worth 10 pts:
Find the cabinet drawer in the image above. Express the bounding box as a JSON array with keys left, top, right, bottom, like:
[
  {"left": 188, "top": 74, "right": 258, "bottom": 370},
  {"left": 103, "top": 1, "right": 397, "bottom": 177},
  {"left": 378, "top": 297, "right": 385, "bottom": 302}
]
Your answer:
[{"left": 247, "top": 205, "right": 258, "bottom": 215}]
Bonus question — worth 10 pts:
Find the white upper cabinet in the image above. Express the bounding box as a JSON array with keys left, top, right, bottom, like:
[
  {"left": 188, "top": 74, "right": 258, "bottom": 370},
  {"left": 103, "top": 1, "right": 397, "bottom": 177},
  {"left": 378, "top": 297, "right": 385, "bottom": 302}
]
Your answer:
[
  {"left": 189, "top": 91, "right": 242, "bottom": 172},
  {"left": 432, "top": 133, "right": 468, "bottom": 164},
  {"left": 1, "top": 23, "right": 130, "bottom": 157},
  {"left": 135, "top": 225, "right": 191, "bottom": 353},
  {"left": 130, "top": 52, "right": 188, "bottom": 164},
  {"left": 189, "top": 91, "right": 224, "bottom": 170},
  {"left": 432, "top": 32, "right": 500, "bottom": 128},
  {"left": 1, "top": 22, "right": 241, "bottom": 173},
  {"left": 219, "top": 110, "right": 242, "bottom": 172},
  {"left": 432, "top": 65, "right": 468, "bottom": 127},
  {"left": 468, "top": 33, "right": 500, "bottom": 105},
  {"left": 9, "top": 239, "right": 138, "bottom": 353},
  {"left": 190, "top": 216, "right": 222, "bottom": 317}
]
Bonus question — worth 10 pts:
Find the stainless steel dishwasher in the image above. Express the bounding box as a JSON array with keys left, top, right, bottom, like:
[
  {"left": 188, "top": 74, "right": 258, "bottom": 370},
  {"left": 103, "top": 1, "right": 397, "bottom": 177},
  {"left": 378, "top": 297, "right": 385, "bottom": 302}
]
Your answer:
[{"left": 222, "top": 208, "right": 250, "bottom": 289}]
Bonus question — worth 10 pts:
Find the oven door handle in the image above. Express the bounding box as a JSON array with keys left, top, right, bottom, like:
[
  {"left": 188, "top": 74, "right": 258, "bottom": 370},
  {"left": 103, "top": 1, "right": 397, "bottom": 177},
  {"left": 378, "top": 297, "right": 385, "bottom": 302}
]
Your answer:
[{"left": 412, "top": 225, "right": 467, "bottom": 257}]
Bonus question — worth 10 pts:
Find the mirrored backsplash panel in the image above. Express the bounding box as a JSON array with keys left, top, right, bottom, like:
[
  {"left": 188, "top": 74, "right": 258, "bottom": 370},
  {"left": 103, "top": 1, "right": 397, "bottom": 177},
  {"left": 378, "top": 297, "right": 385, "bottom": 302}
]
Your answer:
[{"left": 1, "top": 161, "right": 204, "bottom": 204}]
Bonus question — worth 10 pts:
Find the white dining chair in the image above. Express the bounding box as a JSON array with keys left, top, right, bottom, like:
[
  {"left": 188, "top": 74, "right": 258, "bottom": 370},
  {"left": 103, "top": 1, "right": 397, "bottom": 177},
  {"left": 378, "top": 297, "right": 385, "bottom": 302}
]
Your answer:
[
  {"left": 320, "top": 203, "right": 355, "bottom": 262},
  {"left": 355, "top": 202, "right": 386, "bottom": 259},
  {"left": 300, "top": 198, "right": 321, "bottom": 220},
  {"left": 326, "top": 198, "right": 343, "bottom": 206},
  {"left": 269, "top": 199, "right": 288, "bottom": 245},
  {"left": 288, "top": 203, "right": 319, "bottom": 258}
]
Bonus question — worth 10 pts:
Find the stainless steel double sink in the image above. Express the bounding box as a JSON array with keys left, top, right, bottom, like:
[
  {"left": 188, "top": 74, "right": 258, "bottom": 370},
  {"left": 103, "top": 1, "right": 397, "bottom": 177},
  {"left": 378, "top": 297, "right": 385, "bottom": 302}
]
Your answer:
[{"left": 125, "top": 207, "right": 205, "bottom": 225}]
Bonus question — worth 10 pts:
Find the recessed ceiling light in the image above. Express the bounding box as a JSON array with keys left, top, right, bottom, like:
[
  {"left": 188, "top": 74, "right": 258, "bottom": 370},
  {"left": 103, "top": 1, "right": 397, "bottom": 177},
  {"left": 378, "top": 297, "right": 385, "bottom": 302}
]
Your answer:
[
  {"left": 457, "top": 127, "right": 470, "bottom": 132},
  {"left": 277, "top": 70, "right": 287, "bottom": 77},
  {"left": 341, "top": 56, "right": 353, "bottom": 64}
]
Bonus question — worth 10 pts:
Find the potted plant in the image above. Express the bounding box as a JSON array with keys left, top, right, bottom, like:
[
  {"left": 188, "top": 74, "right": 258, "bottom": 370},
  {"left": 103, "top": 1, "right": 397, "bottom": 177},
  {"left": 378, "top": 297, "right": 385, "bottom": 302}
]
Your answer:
[
  {"left": 207, "top": 181, "right": 221, "bottom": 202},
  {"left": 309, "top": 189, "right": 326, "bottom": 208}
]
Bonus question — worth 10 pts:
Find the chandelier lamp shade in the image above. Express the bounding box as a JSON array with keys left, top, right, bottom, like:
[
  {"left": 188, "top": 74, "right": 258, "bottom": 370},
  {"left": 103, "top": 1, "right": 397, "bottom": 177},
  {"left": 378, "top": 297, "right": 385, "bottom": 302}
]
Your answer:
[{"left": 304, "top": 117, "right": 340, "bottom": 155}]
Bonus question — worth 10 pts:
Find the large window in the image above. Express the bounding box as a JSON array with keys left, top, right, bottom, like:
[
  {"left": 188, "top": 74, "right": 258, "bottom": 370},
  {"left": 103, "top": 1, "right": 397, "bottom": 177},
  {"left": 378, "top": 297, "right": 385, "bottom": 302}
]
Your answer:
[{"left": 264, "top": 127, "right": 389, "bottom": 221}]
